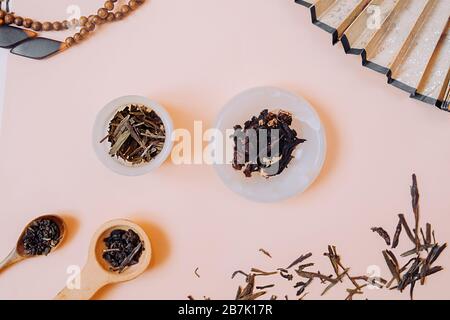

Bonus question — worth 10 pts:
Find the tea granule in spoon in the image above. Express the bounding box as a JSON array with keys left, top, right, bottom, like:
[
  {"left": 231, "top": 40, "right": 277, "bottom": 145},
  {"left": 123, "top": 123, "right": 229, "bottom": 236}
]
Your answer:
[{"left": 22, "top": 218, "right": 61, "bottom": 256}]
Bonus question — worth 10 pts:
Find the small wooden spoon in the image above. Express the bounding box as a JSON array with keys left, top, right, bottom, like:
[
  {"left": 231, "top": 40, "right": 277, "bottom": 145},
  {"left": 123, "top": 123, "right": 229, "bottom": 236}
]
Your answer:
[
  {"left": 55, "top": 219, "right": 152, "bottom": 300},
  {"left": 0, "top": 214, "right": 66, "bottom": 273}
]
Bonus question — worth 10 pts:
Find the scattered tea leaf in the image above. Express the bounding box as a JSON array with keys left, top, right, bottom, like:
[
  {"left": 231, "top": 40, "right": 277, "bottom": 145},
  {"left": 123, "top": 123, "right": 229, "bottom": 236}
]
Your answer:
[
  {"left": 259, "top": 248, "right": 272, "bottom": 258},
  {"left": 286, "top": 252, "right": 312, "bottom": 269},
  {"left": 371, "top": 227, "right": 391, "bottom": 246}
]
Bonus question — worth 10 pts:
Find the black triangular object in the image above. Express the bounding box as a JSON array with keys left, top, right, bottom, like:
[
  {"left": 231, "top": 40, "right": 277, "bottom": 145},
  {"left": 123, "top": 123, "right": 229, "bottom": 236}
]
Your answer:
[
  {"left": 0, "top": 25, "right": 36, "bottom": 48},
  {"left": 10, "top": 37, "right": 67, "bottom": 59}
]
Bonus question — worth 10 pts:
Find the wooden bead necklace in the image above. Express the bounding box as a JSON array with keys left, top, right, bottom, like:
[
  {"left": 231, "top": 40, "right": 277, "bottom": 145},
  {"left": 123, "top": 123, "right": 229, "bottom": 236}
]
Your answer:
[{"left": 0, "top": 0, "right": 145, "bottom": 59}]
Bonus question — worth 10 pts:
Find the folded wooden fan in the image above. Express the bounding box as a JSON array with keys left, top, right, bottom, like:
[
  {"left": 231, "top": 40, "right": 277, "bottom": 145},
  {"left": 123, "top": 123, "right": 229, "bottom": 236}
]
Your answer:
[{"left": 296, "top": 0, "right": 450, "bottom": 111}]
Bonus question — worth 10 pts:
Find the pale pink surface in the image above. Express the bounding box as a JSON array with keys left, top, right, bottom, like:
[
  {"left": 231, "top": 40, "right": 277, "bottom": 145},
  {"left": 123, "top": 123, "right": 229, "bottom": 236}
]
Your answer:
[{"left": 0, "top": 0, "right": 449, "bottom": 300}]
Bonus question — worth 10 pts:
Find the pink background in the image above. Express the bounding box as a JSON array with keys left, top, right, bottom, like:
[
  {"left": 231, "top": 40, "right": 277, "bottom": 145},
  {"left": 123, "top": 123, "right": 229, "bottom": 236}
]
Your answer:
[{"left": 0, "top": 0, "right": 449, "bottom": 300}]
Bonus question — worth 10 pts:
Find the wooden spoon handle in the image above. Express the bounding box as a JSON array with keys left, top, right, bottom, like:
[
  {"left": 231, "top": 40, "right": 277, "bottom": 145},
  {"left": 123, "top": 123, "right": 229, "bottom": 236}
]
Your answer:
[
  {"left": 54, "top": 266, "right": 107, "bottom": 300},
  {"left": 0, "top": 249, "right": 22, "bottom": 274}
]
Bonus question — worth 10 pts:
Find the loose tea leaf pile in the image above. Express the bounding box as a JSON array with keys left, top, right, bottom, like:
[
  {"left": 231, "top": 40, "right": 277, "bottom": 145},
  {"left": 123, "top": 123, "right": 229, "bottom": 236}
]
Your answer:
[
  {"left": 102, "top": 229, "right": 144, "bottom": 273},
  {"left": 371, "top": 174, "right": 447, "bottom": 300},
  {"left": 225, "top": 246, "right": 386, "bottom": 301},
  {"left": 100, "top": 104, "right": 165, "bottom": 165},
  {"left": 22, "top": 218, "right": 61, "bottom": 256},
  {"left": 232, "top": 109, "right": 306, "bottom": 178},
  {"left": 190, "top": 174, "right": 446, "bottom": 300}
]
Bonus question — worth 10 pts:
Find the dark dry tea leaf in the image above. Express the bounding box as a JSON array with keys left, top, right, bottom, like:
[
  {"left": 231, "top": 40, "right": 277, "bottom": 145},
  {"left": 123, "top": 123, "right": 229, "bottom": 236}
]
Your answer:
[
  {"left": 321, "top": 269, "right": 349, "bottom": 296},
  {"left": 22, "top": 218, "right": 61, "bottom": 256},
  {"left": 250, "top": 268, "right": 278, "bottom": 276},
  {"left": 398, "top": 214, "right": 416, "bottom": 245},
  {"left": 256, "top": 284, "right": 275, "bottom": 290},
  {"left": 232, "top": 109, "right": 306, "bottom": 178},
  {"left": 231, "top": 270, "right": 249, "bottom": 280},
  {"left": 397, "top": 257, "right": 421, "bottom": 299},
  {"left": 294, "top": 278, "right": 313, "bottom": 296},
  {"left": 426, "top": 223, "right": 432, "bottom": 246},
  {"left": 410, "top": 174, "right": 421, "bottom": 252},
  {"left": 259, "top": 248, "right": 272, "bottom": 258},
  {"left": 286, "top": 252, "right": 312, "bottom": 269},
  {"left": 102, "top": 229, "right": 144, "bottom": 273},
  {"left": 400, "top": 244, "right": 434, "bottom": 257},
  {"left": 237, "top": 274, "right": 255, "bottom": 300},
  {"left": 350, "top": 276, "right": 386, "bottom": 289},
  {"left": 371, "top": 227, "right": 391, "bottom": 246},
  {"left": 382, "top": 250, "right": 401, "bottom": 284},
  {"left": 392, "top": 218, "right": 403, "bottom": 249},
  {"left": 345, "top": 284, "right": 367, "bottom": 301},
  {"left": 324, "top": 245, "right": 342, "bottom": 279},
  {"left": 296, "top": 269, "right": 336, "bottom": 283},
  {"left": 298, "top": 292, "right": 309, "bottom": 300},
  {"left": 101, "top": 104, "right": 165, "bottom": 165},
  {"left": 278, "top": 269, "right": 294, "bottom": 281}
]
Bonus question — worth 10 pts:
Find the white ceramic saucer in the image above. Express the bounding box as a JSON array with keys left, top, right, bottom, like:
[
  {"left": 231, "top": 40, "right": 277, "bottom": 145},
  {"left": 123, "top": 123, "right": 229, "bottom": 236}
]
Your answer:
[{"left": 213, "top": 87, "right": 326, "bottom": 202}]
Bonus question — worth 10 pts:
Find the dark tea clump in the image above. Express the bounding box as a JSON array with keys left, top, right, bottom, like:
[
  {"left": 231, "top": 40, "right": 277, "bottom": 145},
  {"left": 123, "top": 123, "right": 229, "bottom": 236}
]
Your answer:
[
  {"left": 100, "top": 104, "right": 165, "bottom": 165},
  {"left": 103, "top": 229, "right": 144, "bottom": 273},
  {"left": 22, "top": 219, "right": 61, "bottom": 256},
  {"left": 232, "top": 109, "right": 306, "bottom": 178}
]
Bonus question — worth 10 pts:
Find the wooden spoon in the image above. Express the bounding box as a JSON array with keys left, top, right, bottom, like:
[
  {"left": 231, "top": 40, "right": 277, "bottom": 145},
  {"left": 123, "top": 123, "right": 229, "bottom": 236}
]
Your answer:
[
  {"left": 55, "top": 219, "right": 152, "bottom": 300},
  {"left": 0, "top": 214, "right": 66, "bottom": 273}
]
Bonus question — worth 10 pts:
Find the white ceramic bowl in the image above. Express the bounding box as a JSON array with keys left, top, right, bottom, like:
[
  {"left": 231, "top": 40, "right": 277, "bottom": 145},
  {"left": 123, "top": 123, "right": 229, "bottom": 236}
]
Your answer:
[
  {"left": 93, "top": 95, "right": 174, "bottom": 176},
  {"left": 213, "top": 87, "right": 326, "bottom": 202}
]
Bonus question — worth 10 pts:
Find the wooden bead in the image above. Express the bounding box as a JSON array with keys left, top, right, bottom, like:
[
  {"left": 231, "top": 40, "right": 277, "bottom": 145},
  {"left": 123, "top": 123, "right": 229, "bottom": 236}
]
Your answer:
[
  {"left": 53, "top": 21, "right": 63, "bottom": 31},
  {"left": 42, "top": 22, "right": 53, "bottom": 31},
  {"left": 92, "top": 15, "right": 102, "bottom": 25},
  {"left": 14, "top": 16, "right": 23, "bottom": 26},
  {"left": 114, "top": 12, "right": 124, "bottom": 20},
  {"left": 129, "top": 0, "right": 139, "bottom": 10},
  {"left": 79, "top": 16, "right": 88, "bottom": 26},
  {"left": 4, "top": 14, "right": 14, "bottom": 25},
  {"left": 23, "top": 18, "right": 33, "bottom": 28},
  {"left": 65, "top": 37, "right": 75, "bottom": 47},
  {"left": 0, "top": 10, "right": 5, "bottom": 19},
  {"left": 121, "top": 5, "right": 131, "bottom": 14},
  {"left": 106, "top": 12, "right": 115, "bottom": 22},
  {"left": 0, "top": 19, "right": 4, "bottom": 26},
  {"left": 62, "top": 20, "right": 70, "bottom": 29},
  {"left": 98, "top": 8, "right": 108, "bottom": 19},
  {"left": 73, "top": 33, "right": 83, "bottom": 43},
  {"left": 31, "top": 21, "right": 42, "bottom": 31},
  {"left": 80, "top": 28, "right": 89, "bottom": 37},
  {"left": 85, "top": 21, "right": 95, "bottom": 32},
  {"left": 104, "top": 1, "right": 114, "bottom": 11}
]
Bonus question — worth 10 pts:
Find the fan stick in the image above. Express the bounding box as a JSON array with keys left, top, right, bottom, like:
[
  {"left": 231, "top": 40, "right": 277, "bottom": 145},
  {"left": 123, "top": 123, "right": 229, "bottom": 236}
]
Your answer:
[
  {"left": 341, "top": 0, "right": 401, "bottom": 54},
  {"left": 310, "top": 0, "right": 369, "bottom": 44},
  {"left": 443, "top": 85, "right": 450, "bottom": 110},
  {"left": 361, "top": 0, "right": 409, "bottom": 73},
  {"left": 389, "top": 0, "right": 450, "bottom": 94},
  {"left": 333, "top": 0, "right": 371, "bottom": 44},
  {"left": 414, "top": 24, "right": 450, "bottom": 107},
  {"left": 313, "top": 0, "right": 337, "bottom": 19},
  {"left": 364, "top": 0, "right": 429, "bottom": 72}
]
